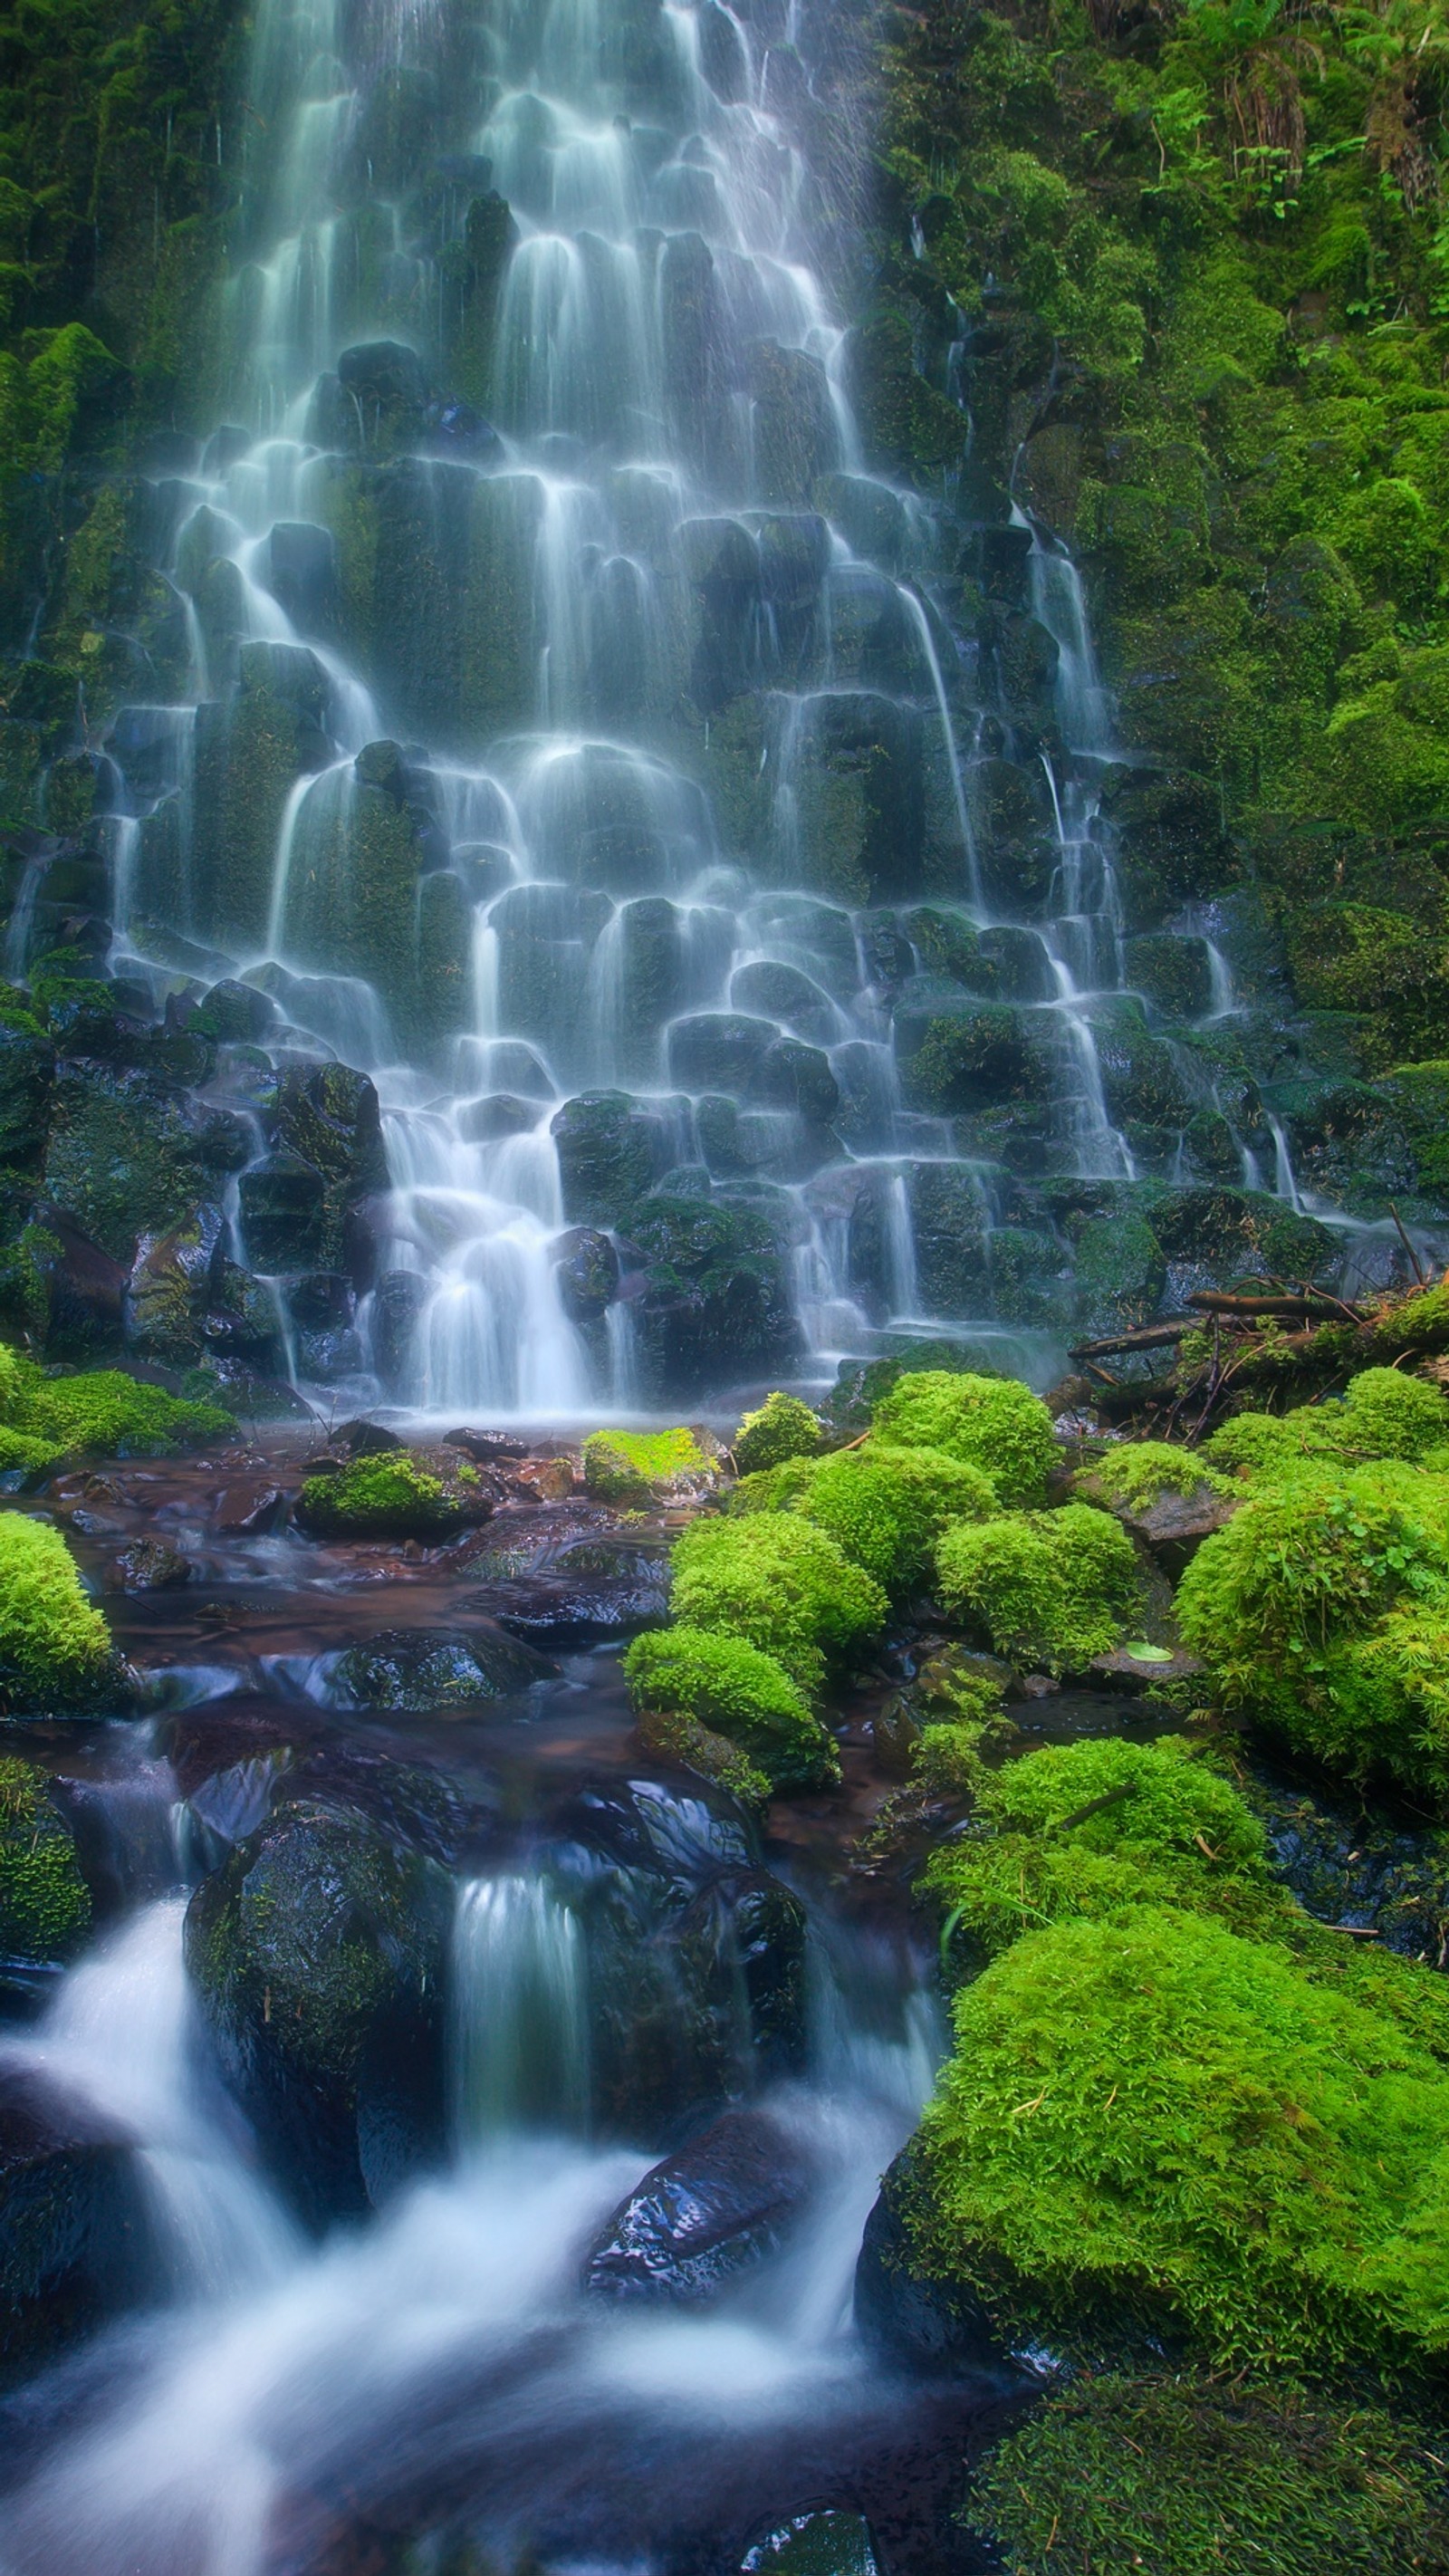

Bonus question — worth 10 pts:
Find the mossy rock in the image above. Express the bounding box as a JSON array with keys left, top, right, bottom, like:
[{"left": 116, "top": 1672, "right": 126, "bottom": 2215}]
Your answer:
[
  {"left": 0, "top": 1513, "right": 112, "bottom": 1714},
  {"left": 295, "top": 1447, "right": 496, "bottom": 1541},
  {"left": 185, "top": 1797, "right": 451, "bottom": 2227},
  {"left": 0, "top": 1755, "right": 90, "bottom": 1974},
  {"left": 965, "top": 2374, "right": 1449, "bottom": 2576},
  {"left": 624, "top": 1625, "right": 837, "bottom": 1793},
  {"left": 582, "top": 1426, "right": 718, "bottom": 1505},
  {"left": 910, "top": 1904, "right": 1449, "bottom": 2373}
]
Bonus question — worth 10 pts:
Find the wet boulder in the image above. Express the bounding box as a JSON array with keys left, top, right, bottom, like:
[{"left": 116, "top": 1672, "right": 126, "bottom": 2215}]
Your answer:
[
  {"left": 41, "top": 1062, "right": 250, "bottom": 1267},
  {"left": 582, "top": 2106, "right": 816, "bottom": 2302},
  {"left": 546, "top": 1777, "right": 809, "bottom": 2138},
  {"left": 854, "top": 2149, "right": 1009, "bottom": 2378},
  {"left": 295, "top": 1446, "right": 498, "bottom": 1540},
  {"left": 111, "top": 1538, "right": 193, "bottom": 1593},
  {"left": 741, "top": 2512, "right": 882, "bottom": 2576},
  {"left": 126, "top": 1201, "right": 226, "bottom": 1359},
  {"left": 0, "top": 1754, "right": 91, "bottom": 1995},
  {"left": 19, "top": 1203, "right": 127, "bottom": 1358},
  {"left": 185, "top": 1796, "right": 453, "bottom": 2228},
  {"left": 246, "top": 1061, "right": 389, "bottom": 1276},
  {"left": 552, "top": 1226, "right": 619, "bottom": 1322},
  {"left": 552, "top": 1091, "right": 671, "bottom": 1227},
  {"left": 322, "top": 1623, "right": 557, "bottom": 1709},
  {"left": 628, "top": 1197, "right": 800, "bottom": 1401},
  {"left": 0, "top": 2067, "right": 161, "bottom": 2386},
  {"left": 0, "top": 1010, "right": 53, "bottom": 1171},
  {"left": 484, "top": 1545, "right": 669, "bottom": 1644}
]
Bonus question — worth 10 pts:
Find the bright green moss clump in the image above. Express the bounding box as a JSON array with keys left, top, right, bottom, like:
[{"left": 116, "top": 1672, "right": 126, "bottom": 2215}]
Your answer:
[
  {"left": 796, "top": 1443, "right": 997, "bottom": 1590},
  {"left": 581, "top": 1426, "right": 715, "bottom": 1504},
  {"left": 926, "top": 1736, "right": 1277, "bottom": 1961},
  {"left": 1084, "top": 1441, "right": 1236, "bottom": 1513},
  {"left": 667, "top": 1513, "right": 888, "bottom": 1692},
  {"left": 870, "top": 1371, "right": 1059, "bottom": 1507},
  {"left": 0, "top": 1343, "right": 231, "bottom": 1464},
  {"left": 1176, "top": 1461, "right": 1449, "bottom": 1804},
  {"left": 731, "top": 1391, "right": 822, "bottom": 1477},
  {"left": 0, "top": 1514, "right": 111, "bottom": 1710},
  {"left": 1205, "top": 1370, "right": 1449, "bottom": 1482},
  {"left": 966, "top": 2375, "right": 1449, "bottom": 2576},
  {"left": 913, "top": 1906, "right": 1449, "bottom": 2373},
  {"left": 0, "top": 1754, "right": 91, "bottom": 1963},
  {"left": 935, "top": 1503, "right": 1138, "bottom": 1671},
  {"left": 295, "top": 1449, "right": 490, "bottom": 1540},
  {"left": 623, "top": 1625, "right": 838, "bottom": 1792}
]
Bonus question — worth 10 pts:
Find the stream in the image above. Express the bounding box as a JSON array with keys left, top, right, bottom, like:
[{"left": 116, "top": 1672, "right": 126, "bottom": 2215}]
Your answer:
[{"left": 0, "top": 1432, "right": 1054, "bottom": 2574}]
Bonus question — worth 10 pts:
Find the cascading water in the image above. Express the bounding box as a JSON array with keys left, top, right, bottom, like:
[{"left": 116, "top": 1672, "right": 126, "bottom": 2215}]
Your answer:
[
  {"left": 0, "top": 1801, "right": 956, "bottom": 2576},
  {"left": 62, "top": 0, "right": 1423, "bottom": 1421}
]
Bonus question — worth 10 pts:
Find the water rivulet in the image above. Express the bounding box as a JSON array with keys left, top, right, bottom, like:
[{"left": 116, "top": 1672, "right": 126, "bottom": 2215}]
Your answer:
[{"left": 18, "top": 0, "right": 1425, "bottom": 1418}]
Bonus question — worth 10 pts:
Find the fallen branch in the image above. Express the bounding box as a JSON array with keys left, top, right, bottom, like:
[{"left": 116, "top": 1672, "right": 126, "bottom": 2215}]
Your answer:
[
  {"left": 1069, "top": 1319, "right": 1195, "bottom": 1360},
  {"left": 1185, "top": 1291, "right": 1366, "bottom": 1324}
]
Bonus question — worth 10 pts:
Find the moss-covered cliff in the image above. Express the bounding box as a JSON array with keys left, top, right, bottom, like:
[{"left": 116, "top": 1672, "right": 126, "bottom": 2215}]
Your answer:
[
  {"left": 878, "top": 0, "right": 1449, "bottom": 1084},
  {"left": 0, "top": 0, "right": 244, "bottom": 645}
]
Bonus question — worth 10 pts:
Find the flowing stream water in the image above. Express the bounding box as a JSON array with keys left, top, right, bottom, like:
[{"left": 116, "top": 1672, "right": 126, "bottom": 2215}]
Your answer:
[{"left": 0, "top": 1758, "right": 967, "bottom": 2576}]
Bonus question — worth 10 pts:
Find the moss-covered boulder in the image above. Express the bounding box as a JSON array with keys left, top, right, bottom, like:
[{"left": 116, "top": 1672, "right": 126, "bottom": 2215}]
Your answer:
[
  {"left": 935, "top": 1502, "right": 1140, "bottom": 1673},
  {"left": 624, "top": 1626, "right": 838, "bottom": 1794},
  {"left": 581, "top": 1426, "right": 718, "bottom": 1505},
  {"left": 872, "top": 1370, "right": 1060, "bottom": 1507},
  {"left": 41, "top": 1062, "right": 249, "bottom": 1266},
  {"left": 0, "top": 1755, "right": 91, "bottom": 1981},
  {"left": 905, "top": 1903, "right": 1449, "bottom": 2373},
  {"left": 629, "top": 1196, "right": 801, "bottom": 1402},
  {"left": 295, "top": 1447, "right": 496, "bottom": 1541},
  {"left": 964, "top": 2374, "right": 1449, "bottom": 2576},
  {"left": 0, "top": 1514, "right": 113, "bottom": 1714},
  {"left": 186, "top": 1798, "right": 452, "bottom": 2227},
  {"left": 667, "top": 1512, "right": 887, "bottom": 1693}
]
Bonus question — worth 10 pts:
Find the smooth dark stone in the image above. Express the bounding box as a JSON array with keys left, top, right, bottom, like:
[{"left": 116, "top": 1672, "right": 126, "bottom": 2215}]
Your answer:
[
  {"left": 583, "top": 2107, "right": 816, "bottom": 2302},
  {"left": 0, "top": 2067, "right": 160, "bottom": 2386}
]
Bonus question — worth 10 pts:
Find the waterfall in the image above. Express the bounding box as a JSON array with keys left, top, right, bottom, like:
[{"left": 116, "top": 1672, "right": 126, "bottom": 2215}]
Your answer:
[
  {"left": 449, "top": 1875, "right": 590, "bottom": 2142},
  {"left": 0, "top": 1898, "right": 297, "bottom": 2302},
  {"left": 62, "top": 0, "right": 1360, "bottom": 1418}
]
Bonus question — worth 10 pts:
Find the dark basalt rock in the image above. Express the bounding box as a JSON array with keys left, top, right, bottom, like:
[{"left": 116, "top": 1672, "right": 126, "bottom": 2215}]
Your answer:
[
  {"left": 582, "top": 2106, "right": 816, "bottom": 2302},
  {"left": 552, "top": 1225, "right": 619, "bottom": 1322},
  {"left": 21, "top": 1203, "right": 127, "bottom": 1357},
  {"left": 740, "top": 2510, "right": 881, "bottom": 2576},
  {"left": 321, "top": 1624, "right": 556, "bottom": 1709},
  {"left": 544, "top": 1777, "right": 810, "bottom": 2136},
  {"left": 484, "top": 1564, "right": 668, "bottom": 1645},
  {"left": 0, "top": 2067, "right": 161, "bottom": 2386},
  {"left": 442, "top": 1427, "right": 531, "bottom": 1463},
  {"left": 854, "top": 2153, "right": 1011, "bottom": 2379},
  {"left": 185, "top": 1797, "right": 453, "bottom": 2228}
]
